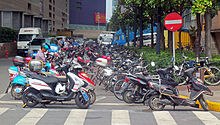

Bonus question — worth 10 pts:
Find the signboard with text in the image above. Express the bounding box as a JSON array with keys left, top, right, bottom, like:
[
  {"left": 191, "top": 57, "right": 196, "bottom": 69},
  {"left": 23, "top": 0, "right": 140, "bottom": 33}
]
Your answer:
[{"left": 95, "top": 13, "right": 106, "bottom": 24}]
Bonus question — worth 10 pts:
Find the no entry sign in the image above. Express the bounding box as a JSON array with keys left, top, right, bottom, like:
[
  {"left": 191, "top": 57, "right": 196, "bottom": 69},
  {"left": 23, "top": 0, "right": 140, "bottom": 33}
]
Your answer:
[{"left": 164, "top": 13, "right": 183, "bottom": 31}]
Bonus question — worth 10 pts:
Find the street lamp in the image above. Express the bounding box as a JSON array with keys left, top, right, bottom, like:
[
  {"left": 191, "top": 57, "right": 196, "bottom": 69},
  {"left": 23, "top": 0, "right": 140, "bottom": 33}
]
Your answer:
[{"left": 97, "top": 12, "right": 100, "bottom": 30}]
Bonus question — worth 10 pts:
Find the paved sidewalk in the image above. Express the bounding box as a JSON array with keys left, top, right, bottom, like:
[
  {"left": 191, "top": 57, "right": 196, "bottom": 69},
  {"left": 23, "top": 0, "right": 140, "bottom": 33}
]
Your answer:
[{"left": 177, "top": 85, "right": 220, "bottom": 103}]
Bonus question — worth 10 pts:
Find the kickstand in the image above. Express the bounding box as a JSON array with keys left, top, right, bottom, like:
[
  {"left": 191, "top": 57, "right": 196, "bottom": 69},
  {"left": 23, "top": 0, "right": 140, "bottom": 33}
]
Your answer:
[
  {"left": 41, "top": 103, "right": 47, "bottom": 108},
  {"left": 173, "top": 105, "right": 176, "bottom": 110}
]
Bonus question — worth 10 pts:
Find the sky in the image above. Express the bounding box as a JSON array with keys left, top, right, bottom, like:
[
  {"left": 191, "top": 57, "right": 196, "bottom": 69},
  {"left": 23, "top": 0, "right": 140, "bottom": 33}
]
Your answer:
[{"left": 106, "top": 0, "right": 113, "bottom": 23}]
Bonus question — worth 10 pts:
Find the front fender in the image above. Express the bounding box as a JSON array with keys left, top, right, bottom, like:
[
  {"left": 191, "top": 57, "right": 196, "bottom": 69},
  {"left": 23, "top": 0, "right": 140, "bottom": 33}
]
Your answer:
[{"left": 11, "top": 75, "right": 26, "bottom": 86}]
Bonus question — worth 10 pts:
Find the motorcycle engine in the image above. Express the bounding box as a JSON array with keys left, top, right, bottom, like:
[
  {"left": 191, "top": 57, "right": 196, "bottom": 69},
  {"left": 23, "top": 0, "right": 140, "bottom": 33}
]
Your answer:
[{"left": 55, "top": 83, "right": 66, "bottom": 95}]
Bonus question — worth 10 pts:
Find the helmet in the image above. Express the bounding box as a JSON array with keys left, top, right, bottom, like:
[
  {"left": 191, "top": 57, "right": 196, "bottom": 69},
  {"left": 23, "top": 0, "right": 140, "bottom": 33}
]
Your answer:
[{"left": 41, "top": 43, "right": 50, "bottom": 50}]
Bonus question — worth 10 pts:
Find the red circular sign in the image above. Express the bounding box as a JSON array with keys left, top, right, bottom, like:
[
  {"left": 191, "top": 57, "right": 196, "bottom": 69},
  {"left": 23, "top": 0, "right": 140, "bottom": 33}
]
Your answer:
[{"left": 164, "top": 13, "right": 183, "bottom": 31}]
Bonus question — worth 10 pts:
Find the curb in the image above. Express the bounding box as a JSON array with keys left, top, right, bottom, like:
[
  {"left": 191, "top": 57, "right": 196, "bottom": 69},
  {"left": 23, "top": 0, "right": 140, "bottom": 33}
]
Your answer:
[{"left": 179, "top": 95, "right": 220, "bottom": 112}]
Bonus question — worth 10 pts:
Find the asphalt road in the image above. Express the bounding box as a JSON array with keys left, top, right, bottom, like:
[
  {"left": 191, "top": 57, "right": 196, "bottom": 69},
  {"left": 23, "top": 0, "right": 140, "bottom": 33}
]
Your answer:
[{"left": 0, "top": 58, "right": 220, "bottom": 125}]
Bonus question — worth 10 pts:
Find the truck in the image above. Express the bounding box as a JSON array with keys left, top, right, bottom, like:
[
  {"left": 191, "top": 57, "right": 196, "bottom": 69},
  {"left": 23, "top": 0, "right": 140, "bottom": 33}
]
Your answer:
[
  {"left": 97, "top": 31, "right": 115, "bottom": 45},
  {"left": 17, "top": 28, "right": 43, "bottom": 56}
]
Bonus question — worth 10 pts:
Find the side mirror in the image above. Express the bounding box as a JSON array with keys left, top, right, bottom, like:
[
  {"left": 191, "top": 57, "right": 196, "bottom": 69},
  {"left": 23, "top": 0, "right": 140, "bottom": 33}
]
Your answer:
[{"left": 151, "top": 62, "right": 155, "bottom": 67}]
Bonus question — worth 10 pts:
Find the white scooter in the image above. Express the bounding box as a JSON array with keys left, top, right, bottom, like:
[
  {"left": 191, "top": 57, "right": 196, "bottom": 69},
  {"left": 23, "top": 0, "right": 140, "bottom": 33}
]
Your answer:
[{"left": 22, "top": 60, "right": 90, "bottom": 109}]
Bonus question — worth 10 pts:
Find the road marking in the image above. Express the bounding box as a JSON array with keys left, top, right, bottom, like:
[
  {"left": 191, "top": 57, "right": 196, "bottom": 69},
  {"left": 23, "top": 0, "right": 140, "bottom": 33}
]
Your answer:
[
  {"left": 0, "top": 108, "right": 8, "bottom": 115},
  {"left": 112, "top": 110, "right": 130, "bottom": 125},
  {"left": 153, "top": 111, "right": 177, "bottom": 125},
  {"left": 0, "top": 100, "right": 23, "bottom": 104},
  {"left": 16, "top": 108, "right": 48, "bottom": 125},
  {"left": 64, "top": 109, "right": 87, "bottom": 125},
  {"left": 94, "top": 103, "right": 141, "bottom": 106},
  {"left": 0, "top": 100, "right": 141, "bottom": 106},
  {"left": 0, "top": 94, "right": 6, "bottom": 99},
  {"left": 95, "top": 96, "right": 106, "bottom": 102},
  {"left": 193, "top": 111, "right": 220, "bottom": 125}
]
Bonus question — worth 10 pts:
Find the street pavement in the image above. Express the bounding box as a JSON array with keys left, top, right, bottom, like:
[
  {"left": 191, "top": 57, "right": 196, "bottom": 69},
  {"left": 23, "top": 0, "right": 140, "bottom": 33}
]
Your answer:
[{"left": 0, "top": 57, "right": 220, "bottom": 125}]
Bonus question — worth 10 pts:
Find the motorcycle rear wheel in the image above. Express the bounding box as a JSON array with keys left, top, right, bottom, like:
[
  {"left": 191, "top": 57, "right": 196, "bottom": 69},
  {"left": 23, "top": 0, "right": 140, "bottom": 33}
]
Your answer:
[
  {"left": 22, "top": 89, "right": 39, "bottom": 107},
  {"left": 148, "top": 95, "right": 165, "bottom": 111},
  {"left": 75, "top": 92, "right": 90, "bottom": 109},
  {"left": 122, "top": 90, "right": 135, "bottom": 103},
  {"left": 198, "top": 95, "right": 209, "bottom": 111}
]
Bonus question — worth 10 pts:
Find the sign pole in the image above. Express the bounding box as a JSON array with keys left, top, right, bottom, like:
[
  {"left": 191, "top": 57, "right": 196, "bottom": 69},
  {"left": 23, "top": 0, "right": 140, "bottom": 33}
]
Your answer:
[
  {"left": 97, "top": 12, "right": 100, "bottom": 30},
  {"left": 173, "top": 31, "right": 175, "bottom": 66}
]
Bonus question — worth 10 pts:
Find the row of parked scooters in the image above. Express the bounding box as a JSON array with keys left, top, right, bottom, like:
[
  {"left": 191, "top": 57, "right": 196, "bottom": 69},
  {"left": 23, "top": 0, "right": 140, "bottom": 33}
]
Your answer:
[
  {"left": 87, "top": 45, "right": 214, "bottom": 111},
  {"left": 6, "top": 42, "right": 214, "bottom": 110}
]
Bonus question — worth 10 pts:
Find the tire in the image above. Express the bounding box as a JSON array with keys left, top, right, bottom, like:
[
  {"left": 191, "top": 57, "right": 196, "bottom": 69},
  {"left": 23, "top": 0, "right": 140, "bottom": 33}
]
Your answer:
[
  {"left": 22, "top": 88, "right": 39, "bottom": 107},
  {"left": 122, "top": 90, "right": 135, "bottom": 103},
  {"left": 113, "top": 80, "right": 125, "bottom": 101},
  {"left": 204, "top": 66, "right": 220, "bottom": 86},
  {"left": 75, "top": 92, "right": 90, "bottom": 109},
  {"left": 11, "top": 84, "right": 25, "bottom": 100},
  {"left": 198, "top": 95, "right": 209, "bottom": 111},
  {"left": 88, "top": 90, "right": 96, "bottom": 105},
  {"left": 148, "top": 95, "right": 165, "bottom": 111}
]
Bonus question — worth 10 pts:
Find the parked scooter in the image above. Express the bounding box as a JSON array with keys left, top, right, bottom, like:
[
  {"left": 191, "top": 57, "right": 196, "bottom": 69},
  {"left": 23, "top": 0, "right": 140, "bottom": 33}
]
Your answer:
[
  {"left": 22, "top": 59, "right": 90, "bottom": 109},
  {"left": 147, "top": 67, "right": 213, "bottom": 111}
]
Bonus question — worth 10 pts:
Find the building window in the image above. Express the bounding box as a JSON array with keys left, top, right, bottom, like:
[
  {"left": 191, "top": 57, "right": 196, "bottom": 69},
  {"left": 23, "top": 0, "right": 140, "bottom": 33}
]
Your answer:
[
  {"left": 49, "top": 0, "right": 52, "bottom": 3},
  {"left": 53, "top": 21, "right": 55, "bottom": 26},
  {"left": 49, "top": 5, "right": 52, "bottom": 10},
  {"left": 49, "top": 12, "right": 52, "bottom": 17},
  {"left": 28, "top": 3, "right": 31, "bottom": 10},
  {"left": 53, "top": 0, "right": 55, "bottom": 5},
  {"left": 53, "top": 14, "right": 55, "bottom": 19},
  {"left": 53, "top": 27, "right": 55, "bottom": 31},
  {"left": 53, "top": 7, "right": 55, "bottom": 12}
]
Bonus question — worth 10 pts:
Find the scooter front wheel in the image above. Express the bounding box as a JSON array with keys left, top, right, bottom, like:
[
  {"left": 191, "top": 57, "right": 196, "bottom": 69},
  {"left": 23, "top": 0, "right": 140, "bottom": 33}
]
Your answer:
[
  {"left": 88, "top": 90, "right": 96, "bottom": 105},
  {"left": 75, "top": 92, "right": 90, "bottom": 109},
  {"left": 148, "top": 95, "right": 165, "bottom": 111},
  {"left": 198, "top": 95, "right": 209, "bottom": 111}
]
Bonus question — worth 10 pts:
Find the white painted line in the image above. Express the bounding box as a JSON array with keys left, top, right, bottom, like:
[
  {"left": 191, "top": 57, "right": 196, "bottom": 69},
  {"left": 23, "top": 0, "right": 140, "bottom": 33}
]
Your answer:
[
  {"left": 112, "top": 110, "right": 130, "bottom": 125},
  {"left": 0, "top": 100, "right": 141, "bottom": 106},
  {"left": 0, "top": 94, "right": 6, "bottom": 99},
  {"left": 0, "top": 108, "right": 8, "bottom": 115},
  {"left": 64, "top": 109, "right": 87, "bottom": 125},
  {"left": 153, "top": 111, "right": 177, "bottom": 125},
  {"left": 95, "top": 96, "right": 106, "bottom": 102},
  {"left": 16, "top": 108, "right": 48, "bottom": 125},
  {"left": 94, "top": 103, "right": 141, "bottom": 106},
  {"left": 0, "top": 100, "right": 23, "bottom": 104},
  {"left": 165, "top": 20, "right": 182, "bottom": 25},
  {"left": 193, "top": 111, "right": 220, "bottom": 125}
]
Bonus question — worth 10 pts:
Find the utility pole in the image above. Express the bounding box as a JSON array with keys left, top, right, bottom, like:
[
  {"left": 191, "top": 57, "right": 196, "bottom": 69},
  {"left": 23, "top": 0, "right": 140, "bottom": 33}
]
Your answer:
[{"left": 97, "top": 12, "right": 100, "bottom": 30}]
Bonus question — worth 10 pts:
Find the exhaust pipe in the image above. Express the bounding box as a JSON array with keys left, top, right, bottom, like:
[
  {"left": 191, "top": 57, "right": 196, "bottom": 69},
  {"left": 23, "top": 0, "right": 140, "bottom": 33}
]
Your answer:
[
  {"left": 26, "top": 93, "right": 42, "bottom": 102},
  {"left": 159, "top": 99, "right": 172, "bottom": 105}
]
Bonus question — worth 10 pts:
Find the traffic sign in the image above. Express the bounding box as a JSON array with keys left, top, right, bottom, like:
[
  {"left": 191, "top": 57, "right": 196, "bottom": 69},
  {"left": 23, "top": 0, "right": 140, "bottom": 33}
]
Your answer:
[{"left": 164, "top": 13, "right": 183, "bottom": 31}]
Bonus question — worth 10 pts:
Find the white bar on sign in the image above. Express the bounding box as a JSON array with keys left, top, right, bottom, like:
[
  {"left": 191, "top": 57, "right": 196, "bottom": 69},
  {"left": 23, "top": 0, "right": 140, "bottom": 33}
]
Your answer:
[{"left": 165, "top": 20, "right": 182, "bottom": 25}]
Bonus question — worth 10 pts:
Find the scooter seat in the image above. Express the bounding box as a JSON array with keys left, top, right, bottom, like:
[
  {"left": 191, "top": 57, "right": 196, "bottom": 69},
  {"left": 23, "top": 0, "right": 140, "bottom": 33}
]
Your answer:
[
  {"left": 57, "top": 77, "right": 68, "bottom": 82},
  {"left": 30, "top": 74, "right": 58, "bottom": 84}
]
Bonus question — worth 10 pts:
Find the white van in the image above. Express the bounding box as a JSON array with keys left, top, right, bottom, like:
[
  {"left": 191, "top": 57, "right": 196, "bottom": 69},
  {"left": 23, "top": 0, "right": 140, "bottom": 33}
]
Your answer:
[
  {"left": 17, "top": 28, "right": 42, "bottom": 56},
  {"left": 137, "top": 33, "right": 157, "bottom": 46},
  {"left": 97, "top": 31, "right": 115, "bottom": 45}
]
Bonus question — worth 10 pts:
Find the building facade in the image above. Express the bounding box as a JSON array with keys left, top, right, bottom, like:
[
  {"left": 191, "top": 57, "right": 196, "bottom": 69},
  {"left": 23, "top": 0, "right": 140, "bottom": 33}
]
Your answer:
[
  {"left": 69, "top": 0, "right": 106, "bottom": 39},
  {"left": 0, "top": 0, "right": 69, "bottom": 35}
]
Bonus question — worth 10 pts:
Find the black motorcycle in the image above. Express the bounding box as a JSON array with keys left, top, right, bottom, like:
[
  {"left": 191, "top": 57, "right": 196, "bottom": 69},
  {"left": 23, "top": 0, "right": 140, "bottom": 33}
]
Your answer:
[{"left": 147, "top": 67, "right": 213, "bottom": 111}]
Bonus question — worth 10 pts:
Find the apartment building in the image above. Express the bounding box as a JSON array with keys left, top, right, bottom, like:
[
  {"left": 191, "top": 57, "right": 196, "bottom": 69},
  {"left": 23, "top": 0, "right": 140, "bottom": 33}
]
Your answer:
[{"left": 0, "top": 0, "right": 69, "bottom": 35}]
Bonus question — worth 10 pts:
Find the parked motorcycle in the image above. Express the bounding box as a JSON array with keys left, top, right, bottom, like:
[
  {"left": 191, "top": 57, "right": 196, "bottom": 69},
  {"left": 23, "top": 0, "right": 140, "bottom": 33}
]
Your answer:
[
  {"left": 147, "top": 67, "right": 213, "bottom": 111},
  {"left": 22, "top": 59, "right": 90, "bottom": 109}
]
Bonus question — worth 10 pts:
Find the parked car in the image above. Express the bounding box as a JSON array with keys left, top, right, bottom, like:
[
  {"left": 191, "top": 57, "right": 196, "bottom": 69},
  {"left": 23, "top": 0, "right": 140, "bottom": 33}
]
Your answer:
[{"left": 28, "top": 38, "right": 47, "bottom": 57}]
